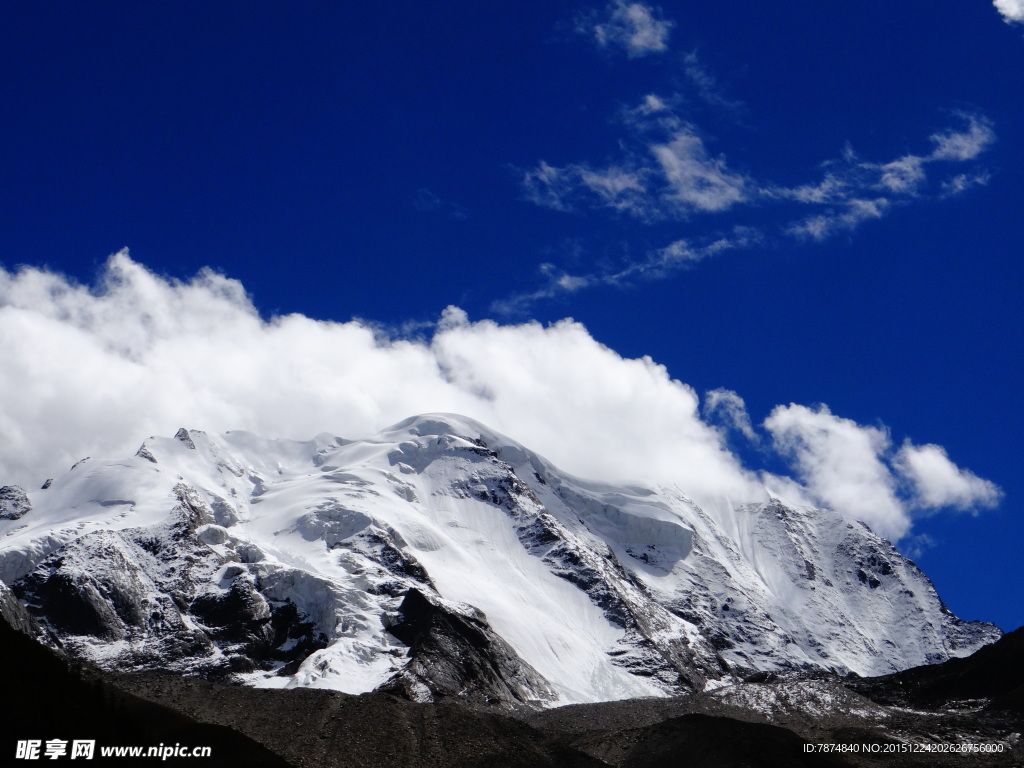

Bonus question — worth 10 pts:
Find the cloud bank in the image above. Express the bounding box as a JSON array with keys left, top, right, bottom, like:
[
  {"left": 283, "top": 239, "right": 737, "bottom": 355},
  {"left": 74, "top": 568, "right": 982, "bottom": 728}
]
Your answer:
[{"left": 0, "top": 254, "right": 1000, "bottom": 542}]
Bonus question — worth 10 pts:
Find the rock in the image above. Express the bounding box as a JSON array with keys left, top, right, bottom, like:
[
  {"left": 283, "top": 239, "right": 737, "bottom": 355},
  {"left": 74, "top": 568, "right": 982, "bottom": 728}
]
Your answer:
[
  {"left": 0, "top": 485, "right": 31, "bottom": 520},
  {"left": 176, "top": 427, "right": 197, "bottom": 449},
  {"left": 0, "top": 580, "right": 44, "bottom": 638},
  {"left": 191, "top": 576, "right": 272, "bottom": 645},
  {"left": 380, "top": 587, "right": 558, "bottom": 707},
  {"left": 17, "top": 532, "right": 156, "bottom": 641},
  {"left": 136, "top": 444, "right": 158, "bottom": 463}
]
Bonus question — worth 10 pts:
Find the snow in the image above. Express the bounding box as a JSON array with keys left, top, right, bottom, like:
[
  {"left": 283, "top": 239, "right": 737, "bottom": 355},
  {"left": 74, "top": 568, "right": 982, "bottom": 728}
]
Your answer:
[{"left": 0, "top": 413, "right": 1000, "bottom": 704}]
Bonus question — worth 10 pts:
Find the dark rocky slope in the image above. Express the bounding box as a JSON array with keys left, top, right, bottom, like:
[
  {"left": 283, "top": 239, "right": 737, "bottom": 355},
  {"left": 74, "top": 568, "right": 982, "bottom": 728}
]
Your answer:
[
  {"left": 3, "top": 583, "right": 1021, "bottom": 767},
  {"left": 849, "top": 626, "right": 1024, "bottom": 714}
]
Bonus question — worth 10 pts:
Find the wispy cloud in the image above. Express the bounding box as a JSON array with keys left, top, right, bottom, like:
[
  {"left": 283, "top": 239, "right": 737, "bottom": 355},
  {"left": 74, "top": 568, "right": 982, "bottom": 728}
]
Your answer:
[
  {"left": 940, "top": 172, "right": 990, "bottom": 198},
  {"left": 776, "top": 114, "right": 995, "bottom": 241},
  {"left": 928, "top": 115, "right": 997, "bottom": 160},
  {"left": 783, "top": 198, "right": 890, "bottom": 242},
  {"left": 521, "top": 161, "right": 652, "bottom": 218},
  {"left": 580, "top": 1, "right": 675, "bottom": 58},
  {"left": 522, "top": 96, "right": 749, "bottom": 222},
  {"left": 682, "top": 52, "right": 745, "bottom": 114},
  {"left": 516, "top": 97, "right": 995, "bottom": 303},
  {"left": 0, "top": 255, "right": 1000, "bottom": 543},
  {"left": 525, "top": 6, "right": 1001, "bottom": 310},
  {"left": 492, "top": 226, "right": 761, "bottom": 313},
  {"left": 993, "top": 0, "right": 1024, "bottom": 24},
  {"left": 414, "top": 187, "right": 468, "bottom": 220},
  {"left": 878, "top": 156, "right": 927, "bottom": 195},
  {"left": 525, "top": 100, "right": 992, "bottom": 233}
]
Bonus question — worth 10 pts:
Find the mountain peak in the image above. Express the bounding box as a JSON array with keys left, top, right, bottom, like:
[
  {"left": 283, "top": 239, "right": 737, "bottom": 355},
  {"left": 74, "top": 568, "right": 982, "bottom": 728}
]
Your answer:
[{"left": 0, "top": 416, "right": 999, "bottom": 707}]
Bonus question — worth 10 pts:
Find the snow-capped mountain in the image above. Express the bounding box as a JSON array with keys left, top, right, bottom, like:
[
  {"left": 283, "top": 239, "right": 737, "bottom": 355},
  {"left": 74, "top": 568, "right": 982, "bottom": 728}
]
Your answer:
[{"left": 0, "top": 414, "right": 998, "bottom": 707}]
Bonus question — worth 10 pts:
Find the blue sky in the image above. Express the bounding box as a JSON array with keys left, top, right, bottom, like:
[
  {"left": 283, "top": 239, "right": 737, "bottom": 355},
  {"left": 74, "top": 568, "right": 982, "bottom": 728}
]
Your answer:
[{"left": 1, "top": 1, "right": 1022, "bottom": 632}]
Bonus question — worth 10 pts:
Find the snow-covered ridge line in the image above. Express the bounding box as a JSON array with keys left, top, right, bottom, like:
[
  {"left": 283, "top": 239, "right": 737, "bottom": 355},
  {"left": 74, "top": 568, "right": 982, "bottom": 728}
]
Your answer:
[{"left": 0, "top": 413, "right": 999, "bottom": 707}]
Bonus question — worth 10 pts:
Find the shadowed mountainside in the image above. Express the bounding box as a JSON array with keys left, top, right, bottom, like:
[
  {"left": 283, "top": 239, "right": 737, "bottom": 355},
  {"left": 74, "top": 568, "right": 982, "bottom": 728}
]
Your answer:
[{"left": 0, "top": 586, "right": 289, "bottom": 766}]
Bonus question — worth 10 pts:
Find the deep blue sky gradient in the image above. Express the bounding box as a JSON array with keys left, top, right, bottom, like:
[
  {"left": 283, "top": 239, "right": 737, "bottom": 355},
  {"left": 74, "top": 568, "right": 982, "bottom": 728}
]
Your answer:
[{"left": 2, "top": 1, "right": 1021, "bottom": 630}]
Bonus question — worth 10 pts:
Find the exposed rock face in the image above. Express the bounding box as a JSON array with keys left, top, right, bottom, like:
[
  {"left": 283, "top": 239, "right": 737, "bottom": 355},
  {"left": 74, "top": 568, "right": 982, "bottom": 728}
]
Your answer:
[
  {"left": 0, "top": 579, "right": 43, "bottom": 638},
  {"left": 13, "top": 506, "right": 327, "bottom": 680},
  {"left": 0, "top": 485, "right": 31, "bottom": 520},
  {"left": 380, "top": 587, "right": 558, "bottom": 707}
]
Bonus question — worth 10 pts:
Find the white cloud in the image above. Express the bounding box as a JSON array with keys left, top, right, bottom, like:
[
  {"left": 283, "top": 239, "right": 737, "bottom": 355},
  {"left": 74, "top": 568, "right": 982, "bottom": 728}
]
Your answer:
[
  {"left": 893, "top": 442, "right": 1003, "bottom": 511},
  {"left": 621, "top": 92, "right": 683, "bottom": 132},
  {"left": 928, "top": 115, "right": 996, "bottom": 161},
  {"left": 1, "top": 255, "right": 1000, "bottom": 545},
  {"left": 493, "top": 226, "right": 761, "bottom": 313},
  {"left": 586, "top": 1, "right": 674, "bottom": 58},
  {"left": 520, "top": 161, "right": 579, "bottom": 213},
  {"left": 764, "top": 404, "right": 909, "bottom": 540},
  {"left": 993, "top": 0, "right": 1024, "bottom": 24},
  {"left": 785, "top": 198, "right": 890, "bottom": 242},
  {"left": 579, "top": 166, "right": 648, "bottom": 202},
  {"left": 521, "top": 161, "right": 654, "bottom": 219},
  {"left": 521, "top": 105, "right": 749, "bottom": 223},
  {"left": 768, "top": 173, "right": 849, "bottom": 205},
  {"left": 763, "top": 405, "right": 1002, "bottom": 541},
  {"left": 650, "top": 129, "right": 748, "bottom": 213},
  {"left": 940, "top": 172, "right": 990, "bottom": 197},
  {"left": 703, "top": 388, "right": 757, "bottom": 442},
  {"left": 878, "top": 156, "right": 927, "bottom": 194}
]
